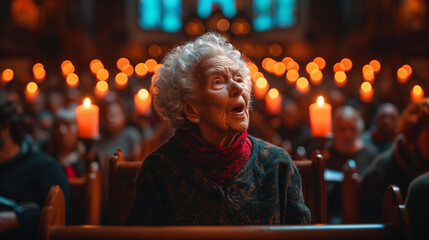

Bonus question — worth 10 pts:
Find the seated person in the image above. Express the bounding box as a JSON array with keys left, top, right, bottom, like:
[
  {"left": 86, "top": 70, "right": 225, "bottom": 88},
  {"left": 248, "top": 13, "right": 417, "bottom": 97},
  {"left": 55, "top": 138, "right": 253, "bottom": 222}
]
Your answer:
[
  {"left": 323, "top": 105, "right": 378, "bottom": 223},
  {"left": 405, "top": 172, "right": 429, "bottom": 240},
  {"left": 361, "top": 103, "right": 399, "bottom": 153},
  {"left": 94, "top": 98, "right": 142, "bottom": 161},
  {"left": 361, "top": 98, "right": 429, "bottom": 222},
  {"left": 0, "top": 97, "right": 69, "bottom": 240},
  {"left": 43, "top": 108, "right": 86, "bottom": 179},
  {"left": 128, "top": 32, "right": 310, "bottom": 225}
]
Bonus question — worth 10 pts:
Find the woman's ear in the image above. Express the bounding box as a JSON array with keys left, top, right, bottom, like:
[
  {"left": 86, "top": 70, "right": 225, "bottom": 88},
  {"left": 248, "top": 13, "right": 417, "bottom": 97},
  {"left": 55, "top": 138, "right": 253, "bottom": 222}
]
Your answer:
[{"left": 183, "top": 101, "right": 200, "bottom": 124}]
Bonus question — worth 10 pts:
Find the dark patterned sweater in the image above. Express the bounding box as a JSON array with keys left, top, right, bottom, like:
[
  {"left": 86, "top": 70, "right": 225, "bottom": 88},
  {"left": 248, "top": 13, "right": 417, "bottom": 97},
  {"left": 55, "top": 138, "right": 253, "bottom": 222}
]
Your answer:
[{"left": 128, "top": 135, "right": 311, "bottom": 225}]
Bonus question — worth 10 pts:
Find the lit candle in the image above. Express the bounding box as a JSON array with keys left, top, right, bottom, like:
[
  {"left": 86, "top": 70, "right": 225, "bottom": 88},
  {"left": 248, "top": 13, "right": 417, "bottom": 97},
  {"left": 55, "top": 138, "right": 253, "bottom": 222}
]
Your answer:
[
  {"left": 265, "top": 88, "right": 282, "bottom": 115},
  {"left": 397, "top": 67, "right": 409, "bottom": 84},
  {"left": 334, "top": 71, "right": 347, "bottom": 87},
  {"left": 411, "top": 85, "right": 424, "bottom": 103},
  {"left": 1, "top": 69, "right": 14, "bottom": 83},
  {"left": 94, "top": 80, "right": 109, "bottom": 99},
  {"left": 134, "top": 88, "right": 152, "bottom": 116},
  {"left": 25, "top": 82, "right": 39, "bottom": 103},
  {"left": 254, "top": 77, "right": 269, "bottom": 100},
  {"left": 360, "top": 82, "right": 374, "bottom": 103},
  {"left": 309, "top": 96, "right": 332, "bottom": 137},
  {"left": 75, "top": 98, "right": 99, "bottom": 139}
]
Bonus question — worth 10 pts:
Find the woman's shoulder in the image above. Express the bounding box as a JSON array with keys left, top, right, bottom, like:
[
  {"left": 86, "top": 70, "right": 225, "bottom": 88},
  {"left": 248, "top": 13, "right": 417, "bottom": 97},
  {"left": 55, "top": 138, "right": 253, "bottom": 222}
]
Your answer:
[
  {"left": 141, "top": 134, "right": 180, "bottom": 167},
  {"left": 248, "top": 135, "right": 292, "bottom": 164}
]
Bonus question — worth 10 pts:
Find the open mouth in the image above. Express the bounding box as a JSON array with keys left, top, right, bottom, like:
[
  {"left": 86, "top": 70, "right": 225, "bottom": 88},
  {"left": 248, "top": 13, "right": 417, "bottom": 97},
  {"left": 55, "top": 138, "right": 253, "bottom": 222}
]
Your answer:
[{"left": 231, "top": 104, "right": 245, "bottom": 114}]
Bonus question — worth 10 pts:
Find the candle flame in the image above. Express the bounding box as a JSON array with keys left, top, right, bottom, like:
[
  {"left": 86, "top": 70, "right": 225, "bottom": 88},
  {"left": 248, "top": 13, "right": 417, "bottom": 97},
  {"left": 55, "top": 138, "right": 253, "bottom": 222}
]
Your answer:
[
  {"left": 317, "top": 96, "right": 325, "bottom": 106},
  {"left": 268, "top": 88, "right": 279, "bottom": 99},
  {"left": 138, "top": 89, "right": 149, "bottom": 100},
  {"left": 296, "top": 77, "right": 309, "bottom": 89},
  {"left": 96, "top": 80, "right": 109, "bottom": 92},
  {"left": 84, "top": 98, "right": 91, "bottom": 107},
  {"left": 1, "top": 69, "right": 14, "bottom": 82},
  {"left": 26, "top": 82, "right": 38, "bottom": 93}
]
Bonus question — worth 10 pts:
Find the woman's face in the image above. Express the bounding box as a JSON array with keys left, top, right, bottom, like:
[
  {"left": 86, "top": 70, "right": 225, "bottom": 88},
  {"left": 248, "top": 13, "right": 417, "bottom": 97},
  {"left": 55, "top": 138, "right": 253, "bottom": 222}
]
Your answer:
[
  {"left": 188, "top": 55, "right": 250, "bottom": 140},
  {"left": 103, "top": 103, "right": 126, "bottom": 135}
]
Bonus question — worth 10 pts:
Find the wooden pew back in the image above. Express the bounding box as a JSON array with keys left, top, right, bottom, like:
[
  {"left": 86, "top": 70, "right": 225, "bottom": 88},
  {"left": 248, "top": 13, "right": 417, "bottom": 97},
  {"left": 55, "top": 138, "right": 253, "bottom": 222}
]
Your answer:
[
  {"left": 341, "top": 159, "right": 360, "bottom": 223},
  {"left": 69, "top": 161, "right": 102, "bottom": 225},
  {"left": 38, "top": 185, "right": 65, "bottom": 240}
]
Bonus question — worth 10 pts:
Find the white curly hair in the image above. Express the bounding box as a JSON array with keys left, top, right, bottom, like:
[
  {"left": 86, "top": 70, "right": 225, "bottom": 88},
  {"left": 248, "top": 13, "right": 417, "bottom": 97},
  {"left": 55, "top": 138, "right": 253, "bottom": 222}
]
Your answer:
[{"left": 151, "top": 32, "right": 252, "bottom": 129}]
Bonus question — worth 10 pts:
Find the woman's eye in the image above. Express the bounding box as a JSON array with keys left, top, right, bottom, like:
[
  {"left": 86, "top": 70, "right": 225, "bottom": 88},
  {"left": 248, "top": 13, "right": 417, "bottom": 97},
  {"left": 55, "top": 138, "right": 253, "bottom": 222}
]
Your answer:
[{"left": 213, "top": 78, "right": 223, "bottom": 85}]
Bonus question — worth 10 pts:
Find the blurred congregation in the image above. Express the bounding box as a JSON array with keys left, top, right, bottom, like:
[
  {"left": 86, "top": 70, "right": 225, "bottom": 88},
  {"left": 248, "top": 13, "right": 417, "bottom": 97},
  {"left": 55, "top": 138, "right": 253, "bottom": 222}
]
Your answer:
[{"left": 1, "top": 0, "right": 429, "bottom": 240}]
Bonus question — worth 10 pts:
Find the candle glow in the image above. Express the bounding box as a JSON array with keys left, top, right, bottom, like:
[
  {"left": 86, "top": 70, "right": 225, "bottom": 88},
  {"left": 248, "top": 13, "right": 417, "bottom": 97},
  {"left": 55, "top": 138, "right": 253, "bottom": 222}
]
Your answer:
[
  {"left": 411, "top": 85, "right": 424, "bottom": 103},
  {"left": 134, "top": 89, "right": 152, "bottom": 116},
  {"left": 76, "top": 98, "right": 99, "bottom": 139},
  {"left": 25, "top": 82, "right": 39, "bottom": 103},
  {"left": 360, "top": 82, "right": 374, "bottom": 103},
  {"left": 265, "top": 88, "right": 282, "bottom": 115},
  {"left": 309, "top": 96, "right": 332, "bottom": 137}
]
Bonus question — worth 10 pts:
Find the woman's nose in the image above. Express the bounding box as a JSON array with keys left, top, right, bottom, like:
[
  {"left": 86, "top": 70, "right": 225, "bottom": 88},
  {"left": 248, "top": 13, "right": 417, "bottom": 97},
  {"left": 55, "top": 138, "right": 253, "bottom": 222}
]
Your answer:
[{"left": 229, "top": 79, "right": 243, "bottom": 97}]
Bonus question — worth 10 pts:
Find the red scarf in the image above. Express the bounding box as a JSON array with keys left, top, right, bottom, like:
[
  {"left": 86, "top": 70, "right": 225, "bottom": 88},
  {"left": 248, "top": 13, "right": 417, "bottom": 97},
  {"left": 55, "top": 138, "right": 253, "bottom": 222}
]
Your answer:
[{"left": 176, "top": 128, "right": 252, "bottom": 186}]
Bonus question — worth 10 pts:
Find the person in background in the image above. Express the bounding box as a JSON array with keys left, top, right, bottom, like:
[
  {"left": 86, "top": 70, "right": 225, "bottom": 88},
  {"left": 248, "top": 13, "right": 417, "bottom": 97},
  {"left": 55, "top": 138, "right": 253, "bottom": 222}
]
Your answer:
[
  {"left": 128, "top": 32, "right": 310, "bottom": 225},
  {"left": 43, "top": 108, "right": 86, "bottom": 179},
  {"left": 0, "top": 95, "right": 69, "bottom": 240},
  {"left": 94, "top": 98, "right": 142, "bottom": 161},
  {"left": 323, "top": 105, "right": 378, "bottom": 223},
  {"left": 278, "top": 98, "right": 313, "bottom": 159},
  {"left": 405, "top": 172, "right": 429, "bottom": 240},
  {"left": 361, "top": 98, "right": 429, "bottom": 222},
  {"left": 361, "top": 103, "right": 399, "bottom": 153}
]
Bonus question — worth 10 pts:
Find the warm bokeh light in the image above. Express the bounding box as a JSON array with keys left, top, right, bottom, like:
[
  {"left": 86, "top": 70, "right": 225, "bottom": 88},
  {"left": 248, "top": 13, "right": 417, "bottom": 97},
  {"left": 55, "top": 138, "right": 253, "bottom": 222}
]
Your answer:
[
  {"left": 362, "top": 64, "right": 374, "bottom": 73},
  {"left": 121, "top": 64, "right": 134, "bottom": 77},
  {"left": 33, "top": 67, "right": 46, "bottom": 82},
  {"left": 1, "top": 68, "right": 14, "bottom": 83},
  {"left": 340, "top": 58, "right": 353, "bottom": 72},
  {"left": 135, "top": 63, "right": 148, "bottom": 78},
  {"left": 217, "top": 18, "right": 230, "bottom": 31},
  {"left": 306, "top": 62, "right": 319, "bottom": 75},
  {"left": 90, "top": 59, "right": 104, "bottom": 75},
  {"left": 148, "top": 45, "right": 162, "bottom": 57},
  {"left": 145, "top": 59, "right": 158, "bottom": 73},
  {"left": 296, "top": 77, "right": 310, "bottom": 94},
  {"left": 95, "top": 80, "right": 109, "bottom": 99},
  {"left": 262, "top": 57, "right": 273, "bottom": 69},
  {"left": 334, "top": 71, "right": 347, "bottom": 87},
  {"left": 231, "top": 19, "right": 251, "bottom": 35},
  {"left": 255, "top": 77, "right": 268, "bottom": 89},
  {"left": 268, "top": 88, "right": 279, "bottom": 99},
  {"left": 61, "top": 60, "right": 72, "bottom": 69},
  {"left": 286, "top": 69, "right": 299, "bottom": 85},
  {"left": 268, "top": 44, "right": 282, "bottom": 57},
  {"left": 411, "top": 85, "right": 424, "bottom": 103},
  {"left": 363, "top": 69, "right": 375, "bottom": 83},
  {"left": 138, "top": 88, "right": 149, "bottom": 100},
  {"left": 252, "top": 72, "right": 264, "bottom": 82},
  {"left": 369, "top": 60, "right": 381, "bottom": 74},
  {"left": 84, "top": 98, "right": 91, "bottom": 107},
  {"left": 32, "top": 63, "right": 44, "bottom": 73},
  {"left": 286, "top": 60, "right": 299, "bottom": 71},
  {"left": 360, "top": 82, "right": 373, "bottom": 103},
  {"left": 247, "top": 62, "right": 258, "bottom": 76},
  {"left": 310, "top": 69, "right": 323, "bottom": 85},
  {"left": 96, "top": 68, "right": 109, "bottom": 81},
  {"left": 115, "top": 72, "right": 128, "bottom": 89},
  {"left": 185, "top": 21, "right": 205, "bottom": 36},
  {"left": 402, "top": 64, "right": 412, "bottom": 76},
  {"left": 273, "top": 62, "right": 286, "bottom": 77},
  {"left": 333, "top": 62, "right": 346, "bottom": 73},
  {"left": 254, "top": 77, "right": 269, "bottom": 100},
  {"left": 116, "top": 57, "right": 130, "bottom": 71},
  {"left": 264, "top": 58, "right": 276, "bottom": 73},
  {"left": 61, "top": 62, "right": 75, "bottom": 76},
  {"left": 26, "top": 81, "right": 38, "bottom": 93},
  {"left": 282, "top": 57, "right": 293, "bottom": 66},
  {"left": 66, "top": 73, "right": 79, "bottom": 88},
  {"left": 313, "top": 57, "right": 326, "bottom": 70},
  {"left": 397, "top": 67, "right": 409, "bottom": 84}
]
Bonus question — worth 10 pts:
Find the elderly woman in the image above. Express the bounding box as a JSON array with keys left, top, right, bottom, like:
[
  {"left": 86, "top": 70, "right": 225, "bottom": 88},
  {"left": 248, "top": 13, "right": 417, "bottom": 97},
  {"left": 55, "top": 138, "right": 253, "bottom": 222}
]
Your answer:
[{"left": 128, "top": 32, "right": 310, "bottom": 225}]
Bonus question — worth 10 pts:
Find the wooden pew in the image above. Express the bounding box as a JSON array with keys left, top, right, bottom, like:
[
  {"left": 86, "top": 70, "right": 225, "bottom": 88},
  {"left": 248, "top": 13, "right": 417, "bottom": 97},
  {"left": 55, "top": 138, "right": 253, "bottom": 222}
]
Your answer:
[
  {"left": 39, "top": 184, "right": 410, "bottom": 240},
  {"left": 294, "top": 152, "right": 326, "bottom": 223},
  {"left": 69, "top": 161, "right": 102, "bottom": 225},
  {"left": 108, "top": 149, "right": 142, "bottom": 225},
  {"left": 38, "top": 185, "right": 65, "bottom": 240},
  {"left": 341, "top": 159, "right": 360, "bottom": 223},
  {"left": 107, "top": 151, "right": 326, "bottom": 225}
]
